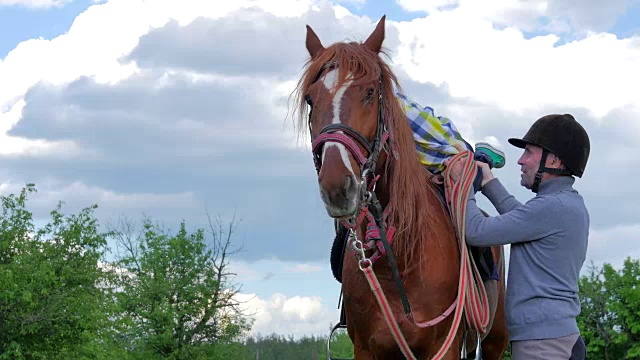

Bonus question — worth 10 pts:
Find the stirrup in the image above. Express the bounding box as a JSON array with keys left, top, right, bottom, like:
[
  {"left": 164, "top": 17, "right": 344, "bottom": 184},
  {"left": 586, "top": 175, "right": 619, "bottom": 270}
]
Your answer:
[
  {"left": 326, "top": 322, "right": 352, "bottom": 360},
  {"left": 474, "top": 333, "right": 483, "bottom": 360},
  {"left": 460, "top": 331, "right": 483, "bottom": 360},
  {"left": 460, "top": 329, "right": 468, "bottom": 359}
]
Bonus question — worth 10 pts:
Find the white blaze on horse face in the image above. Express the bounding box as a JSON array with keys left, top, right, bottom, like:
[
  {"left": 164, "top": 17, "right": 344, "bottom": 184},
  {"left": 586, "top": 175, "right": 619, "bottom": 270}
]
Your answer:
[{"left": 321, "top": 69, "right": 356, "bottom": 178}]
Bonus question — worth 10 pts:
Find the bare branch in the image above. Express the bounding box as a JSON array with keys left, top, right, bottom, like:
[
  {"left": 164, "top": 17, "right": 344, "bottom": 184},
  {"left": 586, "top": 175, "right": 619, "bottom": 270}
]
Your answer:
[{"left": 105, "top": 214, "right": 144, "bottom": 272}]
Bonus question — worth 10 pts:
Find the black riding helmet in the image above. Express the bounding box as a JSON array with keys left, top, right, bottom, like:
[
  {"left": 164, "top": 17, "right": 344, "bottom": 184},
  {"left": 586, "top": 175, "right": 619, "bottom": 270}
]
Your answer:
[{"left": 508, "top": 114, "right": 590, "bottom": 192}]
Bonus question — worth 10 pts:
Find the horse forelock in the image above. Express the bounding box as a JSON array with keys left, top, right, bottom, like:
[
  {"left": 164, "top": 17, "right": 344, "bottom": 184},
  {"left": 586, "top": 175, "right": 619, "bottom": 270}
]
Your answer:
[
  {"left": 292, "top": 42, "right": 383, "bottom": 136},
  {"left": 291, "top": 41, "right": 443, "bottom": 267}
]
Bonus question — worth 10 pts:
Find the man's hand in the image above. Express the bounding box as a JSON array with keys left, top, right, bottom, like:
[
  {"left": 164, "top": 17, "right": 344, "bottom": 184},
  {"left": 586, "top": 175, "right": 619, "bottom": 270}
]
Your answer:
[
  {"left": 443, "top": 143, "right": 496, "bottom": 189},
  {"left": 477, "top": 161, "right": 495, "bottom": 188}
]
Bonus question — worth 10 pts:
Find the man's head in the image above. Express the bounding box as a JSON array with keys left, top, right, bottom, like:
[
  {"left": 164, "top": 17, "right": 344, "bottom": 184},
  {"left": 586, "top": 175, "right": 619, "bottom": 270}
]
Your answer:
[
  {"left": 516, "top": 144, "right": 567, "bottom": 190},
  {"left": 509, "top": 114, "right": 590, "bottom": 192}
]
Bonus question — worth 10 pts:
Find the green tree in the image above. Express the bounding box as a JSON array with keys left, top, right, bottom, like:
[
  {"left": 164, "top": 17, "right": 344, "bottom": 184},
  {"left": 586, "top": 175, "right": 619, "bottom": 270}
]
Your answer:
[
  {"left": 605, "top": 258, "right": 640, "bottom": 358},
  {"left": 107, "top": 213, "right": 251, "bottom": 359},
  {"left": 577, "top": 262, "right": 621, "bottom": 359},
  {"left": 0, "top": 184, "right": 113, "bottom": 359},
  {"left": 241, "top": 333, "right": 327, "bottom": 360},
  {"left": 578, "top": 258, "right": 640, "bottom": 359}
]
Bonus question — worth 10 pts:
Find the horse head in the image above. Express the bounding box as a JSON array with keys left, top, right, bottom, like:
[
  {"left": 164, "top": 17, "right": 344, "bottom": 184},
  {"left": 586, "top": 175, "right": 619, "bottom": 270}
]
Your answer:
[{"left": 300, "top": 16, "right": 390, "bottom": 219}]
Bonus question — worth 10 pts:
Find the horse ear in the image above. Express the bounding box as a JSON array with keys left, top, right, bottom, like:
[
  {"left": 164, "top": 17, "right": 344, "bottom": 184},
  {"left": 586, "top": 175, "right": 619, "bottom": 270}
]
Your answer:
[
  {"left": 364, "top": 15, "right": 386, "bottom": 53},
  {"left": 306, "top": 25, "right": 325, "bottom": 58}
]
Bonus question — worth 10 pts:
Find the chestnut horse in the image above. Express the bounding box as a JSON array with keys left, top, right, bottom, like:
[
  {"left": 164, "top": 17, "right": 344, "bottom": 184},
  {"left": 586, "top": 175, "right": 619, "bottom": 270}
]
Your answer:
[{"left": 292, "top": 16, "right": 508, "bottom": 359}]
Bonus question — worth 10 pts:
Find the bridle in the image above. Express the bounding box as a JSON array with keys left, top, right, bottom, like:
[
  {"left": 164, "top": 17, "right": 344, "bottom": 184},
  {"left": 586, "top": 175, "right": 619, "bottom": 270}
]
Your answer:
[{"left": 307, "top": 62, "right": 390, "bottom": 188}]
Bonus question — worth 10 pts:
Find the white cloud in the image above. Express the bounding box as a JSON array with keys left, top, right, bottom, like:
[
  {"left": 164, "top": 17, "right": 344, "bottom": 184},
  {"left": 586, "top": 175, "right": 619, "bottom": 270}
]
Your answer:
[
  {"left": 392, "top": 7, "right": 640, "bottom": 120},
  {"left": 0, "top": 0, "right": 325, "bottom": 155},
  {"left": 285, "top": 264, "right": 323, "bottom": 273},
  {"left": 396, "top": 0, "right": 635, "bottom": 34},
  {"left": 333, "top": 0, "right": 365, "bottom": 5},
  {"left": 237, "top": 293, "right": 338, "bottom": 338},
  {"left": 232, "top": 259, "right": 327, "bottom": 282},
  {"left": 480, "top": 135, "right": 503, "bottom": 149},
  {"left": 0, "top": 180, "right": 198, "bottom": 220},
  {"left": 0, "top": 0, "right": 72, "bottom": 9},
  {"left": 0, "top": 100, "right": 83, "bottom": 156},
  {"left": 45, "top": 182, "right": 196, "bottom": 210},
  {"left": 456, "top": 0, "right": 547, "bottom": 31},
  {"left": 585, "top": 223, "right": 640, "bottom": 270},
  {"left": 396, "top": 0, "right": 459, "bottom": 13}
]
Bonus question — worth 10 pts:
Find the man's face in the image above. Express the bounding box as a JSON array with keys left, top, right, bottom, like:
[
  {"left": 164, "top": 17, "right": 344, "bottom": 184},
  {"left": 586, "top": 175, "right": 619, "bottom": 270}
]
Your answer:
[{"left": 517, "top": 144, "right": 543, "bottom": 189}]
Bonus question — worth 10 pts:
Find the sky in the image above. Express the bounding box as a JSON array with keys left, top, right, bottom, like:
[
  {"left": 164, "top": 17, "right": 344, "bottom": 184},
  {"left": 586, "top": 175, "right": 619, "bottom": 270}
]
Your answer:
[{"left": 1, "top": 0, "right": 640, "bottom": 340}]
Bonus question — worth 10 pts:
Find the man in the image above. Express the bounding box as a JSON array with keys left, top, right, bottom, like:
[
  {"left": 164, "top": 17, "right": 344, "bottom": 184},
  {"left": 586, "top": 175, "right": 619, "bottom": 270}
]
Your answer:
[{"left": 444, "top": 114, "right": 590, "bottom": 359}]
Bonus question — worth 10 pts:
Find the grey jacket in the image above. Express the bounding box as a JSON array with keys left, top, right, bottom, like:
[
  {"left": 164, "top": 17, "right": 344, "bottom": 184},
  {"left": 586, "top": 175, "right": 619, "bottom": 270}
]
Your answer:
[{"left": 465, "top": 176, "right": 589, "bottom": 341}]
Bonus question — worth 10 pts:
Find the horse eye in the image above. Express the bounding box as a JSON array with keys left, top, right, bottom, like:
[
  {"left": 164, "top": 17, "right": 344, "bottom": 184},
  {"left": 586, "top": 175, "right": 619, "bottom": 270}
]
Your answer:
[
  {"left": 305, "top": 94, "right": 313, "bottom": 106},
  {"left": 365, "top": 88, "right": 375, "bottom": 100}
]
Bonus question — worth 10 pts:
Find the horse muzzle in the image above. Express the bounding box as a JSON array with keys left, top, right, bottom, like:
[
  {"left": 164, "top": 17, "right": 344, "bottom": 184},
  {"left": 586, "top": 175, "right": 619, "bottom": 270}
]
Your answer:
[{"left": 319, "top": 170, "right": 360, "bottom": 218}]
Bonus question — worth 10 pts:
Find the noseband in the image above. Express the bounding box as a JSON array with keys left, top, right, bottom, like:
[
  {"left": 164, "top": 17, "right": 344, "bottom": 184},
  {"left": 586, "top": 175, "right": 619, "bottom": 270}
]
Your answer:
[{"left": 307, "top": 62, "right": 390, "bottom": 186}]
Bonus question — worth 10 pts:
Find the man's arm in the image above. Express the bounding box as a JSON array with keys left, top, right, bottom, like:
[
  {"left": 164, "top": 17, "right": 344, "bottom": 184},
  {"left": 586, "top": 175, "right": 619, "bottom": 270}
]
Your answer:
[
  {"left": 481, "top": 178, "right": 522, "bottom": 214},
  {"left": 464, "top": 190, "right": 563, "bottom": 247}
]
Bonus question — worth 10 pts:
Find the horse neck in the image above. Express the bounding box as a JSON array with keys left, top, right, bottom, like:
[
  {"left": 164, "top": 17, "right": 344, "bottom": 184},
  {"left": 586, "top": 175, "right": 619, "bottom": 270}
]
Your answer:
[
  {"left": 375, "top": 154, "right": 442, "bottom": 222},
  {"left": 368, "top": 115, "right": 451, "bottom": 269}
]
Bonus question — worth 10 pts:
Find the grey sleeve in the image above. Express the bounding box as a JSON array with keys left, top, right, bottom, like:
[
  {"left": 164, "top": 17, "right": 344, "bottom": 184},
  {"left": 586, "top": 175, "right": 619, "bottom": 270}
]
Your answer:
[
  {"left": 463, "top": 190, "right": 563, "bottom": 247},
  {"left": 480, "top": 178, "right": 522, "bottom": 214}
]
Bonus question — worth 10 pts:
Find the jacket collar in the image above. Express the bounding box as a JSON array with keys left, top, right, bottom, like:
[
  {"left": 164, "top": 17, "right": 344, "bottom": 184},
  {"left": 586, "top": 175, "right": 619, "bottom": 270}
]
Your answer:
[{"left": 537, "top": 176, "right": 575, "bottom": 195}]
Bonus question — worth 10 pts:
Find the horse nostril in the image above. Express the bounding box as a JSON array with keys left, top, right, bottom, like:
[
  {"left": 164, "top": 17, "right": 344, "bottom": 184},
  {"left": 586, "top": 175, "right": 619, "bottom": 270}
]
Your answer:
[
  {"left": 344, "top": 176, "right": 352, "bottom": 190},
  {"left": 345, "top": 175, "right": 357, "bottom": 195}
]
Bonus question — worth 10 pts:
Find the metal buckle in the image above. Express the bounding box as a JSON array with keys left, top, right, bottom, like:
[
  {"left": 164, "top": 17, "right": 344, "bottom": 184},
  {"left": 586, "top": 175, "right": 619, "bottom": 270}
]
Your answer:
[{"left": 350, "top": 229, "right": 371, "bottom": 271}]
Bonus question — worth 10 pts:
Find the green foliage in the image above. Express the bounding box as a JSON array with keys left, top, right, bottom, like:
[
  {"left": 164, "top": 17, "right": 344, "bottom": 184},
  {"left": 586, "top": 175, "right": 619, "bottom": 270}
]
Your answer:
[
  {"left": 503, "top": 343, "right": 511, "bottom": 359},
  {"left": 0, "top": 185, "right": 252, "bottom": 359},
  {"left": 240, "top": 333, "right": 326, "bottom": 359},
  {"left": 106, "top": 214, "right": 251, "bottom": 359},
  {"left": 237, "top": 328, "right": 354, "bottom": 360},
  {"left": 0, "top": 184, "right": 112, "bottom": 359},
  {"left": 578, "top": 258, "right": 640, "bottom": 359}
]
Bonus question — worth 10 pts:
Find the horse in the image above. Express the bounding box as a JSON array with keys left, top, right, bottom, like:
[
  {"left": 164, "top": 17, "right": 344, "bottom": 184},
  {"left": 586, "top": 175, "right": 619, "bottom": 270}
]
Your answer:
[{"left": 291, "top": 15, "right": 509, "bottom": 359}]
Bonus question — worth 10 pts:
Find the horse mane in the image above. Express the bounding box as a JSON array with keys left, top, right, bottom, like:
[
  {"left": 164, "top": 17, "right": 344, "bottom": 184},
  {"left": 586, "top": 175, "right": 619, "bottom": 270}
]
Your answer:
[{"left": 291, "top": 42, "right": 444, "bottom": 266}]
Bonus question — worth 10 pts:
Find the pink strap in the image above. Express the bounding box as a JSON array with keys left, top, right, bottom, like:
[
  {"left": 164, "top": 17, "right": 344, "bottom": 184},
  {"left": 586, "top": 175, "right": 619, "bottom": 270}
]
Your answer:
[
  {"left": 412, "top": 300, "right": 457, "bottom": 327},
  {"left": 312, "top": 133, "right": 367, "bottom": 166}
]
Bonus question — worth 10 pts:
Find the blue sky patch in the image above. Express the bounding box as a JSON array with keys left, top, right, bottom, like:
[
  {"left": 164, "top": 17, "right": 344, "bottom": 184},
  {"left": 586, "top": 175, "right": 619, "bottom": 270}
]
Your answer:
[
  {"left": 339, "top": 0, "right": 421, "bottom": 22},
  {"left": 609, "top": 4, "right": 640, "bottom": 38},
  {"left": 0, "top": 0, "right": 96, "bottom": 59}
]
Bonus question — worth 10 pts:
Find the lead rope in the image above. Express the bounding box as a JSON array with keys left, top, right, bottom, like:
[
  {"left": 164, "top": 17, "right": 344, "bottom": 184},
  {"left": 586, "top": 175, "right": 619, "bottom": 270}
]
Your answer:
[
  {"left": 428, "top": 149, "right": 490, "bottom": 359},
  {"left": 443, "top": 150, "right": 491, "bottom": 337},
  {"left": 355, "top": 149, "right": 490, "bottom": 359}
]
